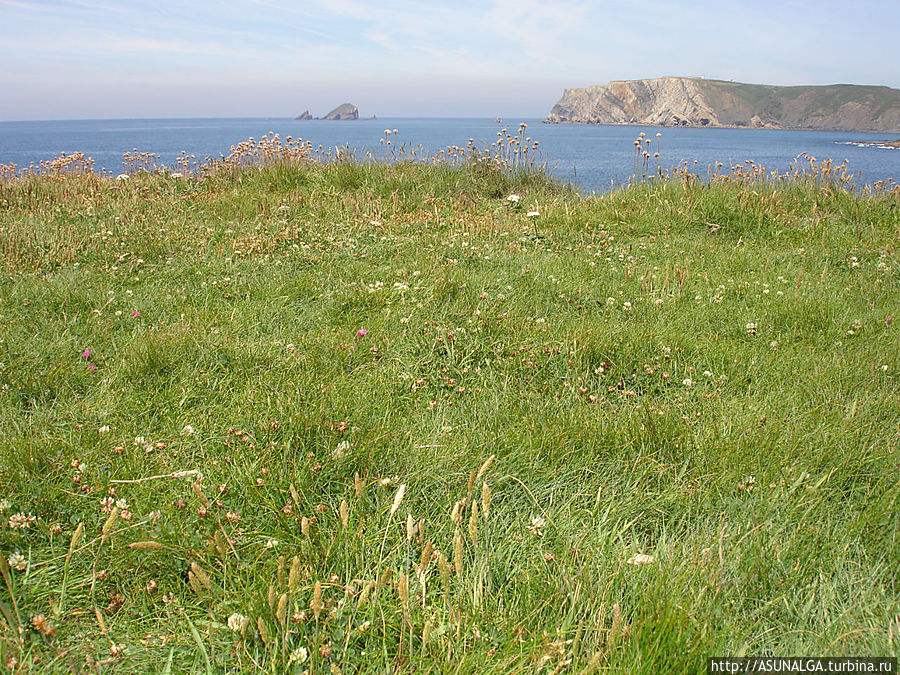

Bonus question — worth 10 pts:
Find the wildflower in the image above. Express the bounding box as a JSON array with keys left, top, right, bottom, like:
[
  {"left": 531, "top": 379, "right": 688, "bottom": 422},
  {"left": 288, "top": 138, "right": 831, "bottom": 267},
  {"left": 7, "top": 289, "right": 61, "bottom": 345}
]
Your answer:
[
  {"left": 626, "top": 553, "right": 655, "bottom": 565},
  {"left": 170, "top": 172, "right": 183, "bottom": 179},
  {"left": 264, "top": 538, "right": 279, "bottom": 549},
  {"left": 7, "top": 552, "right": 26, "bottom": 571},
  {"left": 8, "top": 513, "right": 35, "bottom": 530},
  {"left": 746, "top": 322, "right": 758, "bottom": 336},
  {"left": 98, "top": 425, "right": 110, "bottom": 434},
  {"left": 290, "top": 647, "right": 309, "bottom": 663},
  {"left": 131, "top": 310, "right": 140, "bottom": 318},
  {"left": 81, "top": 349, "right": 92, "bottom": 360},
  {"left": 682, "top": 378, "right": 693, "bottom": 387},
  {"left": 356, "top": 328, "right": 367, "bottom": 338},
  {"left": 182, "top": 425, "right": 196, "bottom": 436},
  {"left": 100, "top": 497, "right": 115, "bottom": 512},
  {"left": 887, "top": 317, "right": 894, "bottom": 325},
  {"left": 623, "top": 302, "right": 632, "bottom": 311},
  {"left": 87, "top": 363, "right": 97, "bottom": 372},
  {"left": 506, "top": 194, "right": 520, "bottom": 204},
  {"left": 526, "top": 211, "right": 540, "bottom": 217},
  {"left": 528, "top": 516, "right": 546, "bottom": 536},
  {"left": 116, "top": 174, "right": 129, "bottom": 181},
  {"left": 703, "top": 370, "right": 713, "bottom": 377},
  {"left": 332, "top": 440, "right": 349, "bottom": 459},
  {"left": 227, "top": 612, "right": 248, "bottom": 633},
  {"left": 737, "top": 475, "right": 756, "bottom": 492},
  {"left": 0, "top": 499, "right": 10, "bottom": 512},
  {"left": 115, "top": 498, "right": 129, "bottom": 510}
]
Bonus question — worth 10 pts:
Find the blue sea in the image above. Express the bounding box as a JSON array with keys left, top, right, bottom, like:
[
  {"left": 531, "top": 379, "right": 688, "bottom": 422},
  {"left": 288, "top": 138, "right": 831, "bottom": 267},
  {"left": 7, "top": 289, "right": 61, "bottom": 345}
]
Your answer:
[{"left": 1, "top": 117, "right": 899, "bottom": 193}]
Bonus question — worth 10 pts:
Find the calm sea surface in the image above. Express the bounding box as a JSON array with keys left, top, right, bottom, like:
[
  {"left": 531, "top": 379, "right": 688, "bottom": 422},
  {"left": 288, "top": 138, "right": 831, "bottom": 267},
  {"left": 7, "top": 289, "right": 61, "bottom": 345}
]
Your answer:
[{"left": 1, "top": 117, "right": 899, "bottom": 193}]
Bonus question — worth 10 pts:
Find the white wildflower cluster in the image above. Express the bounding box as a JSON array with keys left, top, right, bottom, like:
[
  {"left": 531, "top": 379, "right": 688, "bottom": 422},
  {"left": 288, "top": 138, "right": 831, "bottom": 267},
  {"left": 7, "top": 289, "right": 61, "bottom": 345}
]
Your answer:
[{"left": 8, "top": 512, "right": 36, "bottom": 530}]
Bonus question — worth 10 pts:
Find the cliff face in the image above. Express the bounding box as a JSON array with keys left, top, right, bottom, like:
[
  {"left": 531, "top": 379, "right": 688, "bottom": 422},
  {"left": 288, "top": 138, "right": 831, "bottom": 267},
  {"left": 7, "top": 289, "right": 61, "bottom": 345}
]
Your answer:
[{"left": 547, "top": 78, "right": 900, "bottom": 132}]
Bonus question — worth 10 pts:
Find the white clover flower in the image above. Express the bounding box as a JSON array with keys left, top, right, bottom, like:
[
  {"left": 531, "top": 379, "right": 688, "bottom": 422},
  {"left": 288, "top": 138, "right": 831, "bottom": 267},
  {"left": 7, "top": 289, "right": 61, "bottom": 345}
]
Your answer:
[
  {"left": 98, "top": 425, "right": 110, "bottom": 434},
  {"left": 227, "top": 612, "right": 248, "bottom": 633},
  {"left": 8, "top": 552, "right": 26, "bottom": 571},
  {"left": 682, "top": 378, "right": 693, "bottom": 387},
  {"left": 526, "top": 211, "right": 540, "bottom": 217},
  {"left": 264, "top": 538, "right": 279, "bottom": 549},
  {"left": 170, "top": 172, "right": 183, "bottom": 179},
  {"left": 0, "top": 499, "right": 10, "bottom": 513},
  {"left": 332, "top": 440, "right": 350, "bottom": 460},
  {"left": 181, "top": 425, "right": 195, "bottom": 437},
  {"left": 746, "top": 322, "right": 758, "bottom": 336},
  {"left": 626, "top": 553, "right": 655, "bottom": 565},
  {"left": 8, "top": 513, "right": 35, "bottom": 530},
  {"left": 116, "top": 173, "right": 129, "bottom": 181},
  {"left": 506, "top": 194, "right": 520, "bottom": 203},
  {"left": 289, "top": 647, "right": 309, "bottom": 663},
  {"left": 528, "top": 516, "right": 546, "bottom": 536},
  {"left": 115, "top": 498, "right": 129, "bottom": 510}
]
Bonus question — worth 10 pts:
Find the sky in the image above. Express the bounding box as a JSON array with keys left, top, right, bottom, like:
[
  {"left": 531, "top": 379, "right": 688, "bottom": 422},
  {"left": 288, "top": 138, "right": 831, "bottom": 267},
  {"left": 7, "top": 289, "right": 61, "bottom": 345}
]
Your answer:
[{"left": 1, "top": 0, "right": 899, "bottom": 120}]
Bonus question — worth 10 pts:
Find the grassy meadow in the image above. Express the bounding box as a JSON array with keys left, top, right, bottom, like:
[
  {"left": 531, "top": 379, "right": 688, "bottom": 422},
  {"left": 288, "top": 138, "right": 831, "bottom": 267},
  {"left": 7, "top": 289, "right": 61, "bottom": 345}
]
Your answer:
[{"left": 1, "top": 135, "right": 899, "bottom": 672}]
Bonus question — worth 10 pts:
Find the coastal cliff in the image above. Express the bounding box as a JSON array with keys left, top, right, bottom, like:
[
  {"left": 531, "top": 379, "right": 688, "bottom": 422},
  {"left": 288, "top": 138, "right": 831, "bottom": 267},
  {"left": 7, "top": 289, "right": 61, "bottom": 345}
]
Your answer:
[{"left": 547, "top": 78, "right": 900, "bottom": 132}]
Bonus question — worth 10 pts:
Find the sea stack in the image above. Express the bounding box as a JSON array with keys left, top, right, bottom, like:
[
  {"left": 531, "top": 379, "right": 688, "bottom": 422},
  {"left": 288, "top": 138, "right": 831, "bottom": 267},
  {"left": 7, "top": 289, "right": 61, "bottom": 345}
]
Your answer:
[
  {"left": 322, "top": 103, "right": 359, "bottom": 121},
  {"left": 295, "top": 110, "right": 313, "bottom": 120}
]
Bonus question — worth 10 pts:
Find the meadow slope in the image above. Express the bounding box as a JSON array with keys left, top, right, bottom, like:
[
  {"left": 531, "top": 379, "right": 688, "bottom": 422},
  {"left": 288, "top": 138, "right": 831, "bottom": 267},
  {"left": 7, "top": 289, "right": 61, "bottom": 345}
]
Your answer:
[{"left": 1, "top": 154, "right": 899, "bottom": 672}]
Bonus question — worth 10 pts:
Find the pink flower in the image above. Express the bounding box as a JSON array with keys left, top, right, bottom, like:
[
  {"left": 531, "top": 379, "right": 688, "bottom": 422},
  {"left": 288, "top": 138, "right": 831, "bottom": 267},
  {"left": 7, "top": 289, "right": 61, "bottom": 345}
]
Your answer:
[
  {"left": 356, "top": 328, "right": 367, "bottom": 338},
  {"left": 81, "top": 349, "right": 92, "bottom": 360},
  {"left": 131, "top": 310, "right": 140, "bottom": 318},
  {"left": 888, "top": 316, "right": 894, "bottom": 325},
  {"left": 87, "top": 363, "right": 97, "bottom": 372}
]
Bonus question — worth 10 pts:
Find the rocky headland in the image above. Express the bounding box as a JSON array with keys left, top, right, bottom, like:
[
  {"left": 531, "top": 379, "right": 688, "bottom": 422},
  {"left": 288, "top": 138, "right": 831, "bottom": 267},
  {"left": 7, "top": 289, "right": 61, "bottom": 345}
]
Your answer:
[{"left": 547, "top": 78, "right": 900, "bottom": 132}]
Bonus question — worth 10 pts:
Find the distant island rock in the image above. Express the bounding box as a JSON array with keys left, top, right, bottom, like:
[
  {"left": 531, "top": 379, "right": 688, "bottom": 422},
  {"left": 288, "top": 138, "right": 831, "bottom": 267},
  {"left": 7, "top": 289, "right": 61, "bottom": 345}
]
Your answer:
[
  {"left": 295, "top": 110, "right": 312, "bottom": 120},
  {"left": 546, "top": 77, "right": 900, "bottom": 132},
  {"left": 322, "top": 103, "right": 359, "bottom": 121}
]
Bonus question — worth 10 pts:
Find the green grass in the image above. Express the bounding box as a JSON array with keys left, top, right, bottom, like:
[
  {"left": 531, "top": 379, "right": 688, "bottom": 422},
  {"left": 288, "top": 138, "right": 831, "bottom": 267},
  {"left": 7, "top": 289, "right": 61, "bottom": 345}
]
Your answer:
[{"left": 1, "top": 155, "right": 899, "bottom": 673}]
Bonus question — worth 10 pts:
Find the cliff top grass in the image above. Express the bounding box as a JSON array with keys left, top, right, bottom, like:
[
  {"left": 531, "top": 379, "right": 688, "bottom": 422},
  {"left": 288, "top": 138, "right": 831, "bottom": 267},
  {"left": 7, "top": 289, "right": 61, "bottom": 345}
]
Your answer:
[{"left": 1, "top": 143, "right": 899, "bottom": 672}]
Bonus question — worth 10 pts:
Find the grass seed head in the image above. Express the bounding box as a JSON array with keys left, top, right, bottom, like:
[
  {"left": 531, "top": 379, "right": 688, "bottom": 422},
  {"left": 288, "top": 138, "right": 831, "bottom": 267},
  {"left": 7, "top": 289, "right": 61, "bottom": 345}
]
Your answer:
[
  {"left": 311, "top": 580, "right": 323, "bottom": 620},
  {"left": 340, "top": 499, "right": 349, "bottom": 530},
  {"left": 390, "top": 484, "right": 406, "bottom": 517},
  {"left": 481, "top": 483, "right": 491, "bottom": 521}
]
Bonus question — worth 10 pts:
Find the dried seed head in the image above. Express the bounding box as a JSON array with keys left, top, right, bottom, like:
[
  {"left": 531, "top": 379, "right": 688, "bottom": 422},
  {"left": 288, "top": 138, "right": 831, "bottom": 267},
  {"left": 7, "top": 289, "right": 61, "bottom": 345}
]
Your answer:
[
  {"left": 191, "top": 481, "right": 209, "bottom": 507},
  {"left": 101, "top": 508, "right": 119, "bottom": 542},
  {"left": 267, "top": 583, "right": 276, "bottom": 610},
  {"left": 390, "top": 484, "right": 406, "bottom": 517},
  {"left": 340, "top": 499, "right": 349, "bottom": 530},
  {"left": 66, "top": 522, "right": 84, "bottom": 564},
  {"left": 289, "top": 556, "right": 301, "bottom": 593},
  {"left": 476, "top": 454, "right": 495, "bottom": 480},
  {"left": 276, "top": 593, "right": 288, "bottom": 627},
  {"left": 289, "top": 483, "right": 301, "bottom": 505},
  {"left": 398, "top": 573, "right": 409, "bottom": 615},
  {"left": 453, "top": 529, "right": 464, "bottom": 578},
  {"left": 468, "top": 501, "right": 479, "bottom": 544},
  {"left": 466, "top": 470, "right": 476, "bottom": 497},
  {"left": 406, "top": 513, "right": 415, "bottom": 542},
  {"left": 129, "top": 541, "right": 165, "bottom": 551},
  {"left": 354, "top": 472, "right": 363, "bottom": 498},
  {"left": 607, "top": 603, "right": 623, "bottom": 649},
  {"left": 257, "top": 616, "right": 270, "bottom": 645},
  {"left": 311, "top": 580, "right": 323, "bottom": 620},
  {"left": 190, "top": 562, "right": 213, "bottom": 591},
  {"left": 301, "top": 516, "right": 310, "bottom": 537},
  {"left": 419, "top": 540, "right": 433, "bottom": 573},
  {"left": 481, "top": 483, "right": 491, "bottom": 522},
  {"left": 437, "top": 552, "right": 451, "bottom": 594}
]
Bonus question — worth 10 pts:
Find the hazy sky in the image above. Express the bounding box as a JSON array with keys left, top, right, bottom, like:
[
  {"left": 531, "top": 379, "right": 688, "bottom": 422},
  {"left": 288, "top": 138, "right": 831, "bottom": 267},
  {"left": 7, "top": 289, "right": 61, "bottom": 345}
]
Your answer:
[{"left": 2, "top": 0, "right": 898, "bottom": 120}]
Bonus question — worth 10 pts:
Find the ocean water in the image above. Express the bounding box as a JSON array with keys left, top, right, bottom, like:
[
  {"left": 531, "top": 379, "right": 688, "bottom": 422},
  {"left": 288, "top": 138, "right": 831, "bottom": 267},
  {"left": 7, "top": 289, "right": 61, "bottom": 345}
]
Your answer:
[{"left": 1, "top": 117, "right": 898, "bottom": 193}]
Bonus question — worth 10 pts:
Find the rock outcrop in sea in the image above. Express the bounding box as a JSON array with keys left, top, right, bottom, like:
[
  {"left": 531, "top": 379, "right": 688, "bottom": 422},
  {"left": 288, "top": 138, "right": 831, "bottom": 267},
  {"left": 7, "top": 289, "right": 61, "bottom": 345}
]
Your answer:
[
  {"left": 547, "top": 78, "right": 900, "bottom": 132},
  {"left": 295, "top": 110, "right": 313, "bottom": 120},
  {"left": 322, "top": 104, "right": 359, "bottom": 121}
]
